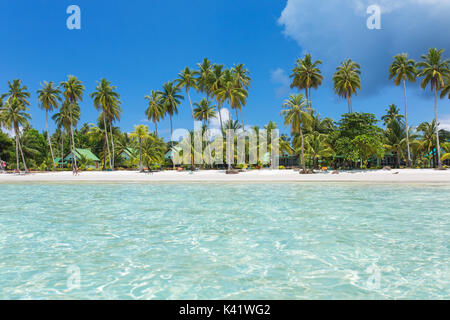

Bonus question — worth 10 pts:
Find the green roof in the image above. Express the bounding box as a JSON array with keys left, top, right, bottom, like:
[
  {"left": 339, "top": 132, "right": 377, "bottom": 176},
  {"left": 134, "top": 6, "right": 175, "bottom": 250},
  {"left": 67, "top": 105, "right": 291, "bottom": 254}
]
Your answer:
[
  {"left": 120, "top": 147, "right": 136, "bottom": 157},
  {"left": 64, "top": 148, "right": 100, "bottom": 162},
  {"left": 165, "top": 146, "right": 182, "bottom": 159}
]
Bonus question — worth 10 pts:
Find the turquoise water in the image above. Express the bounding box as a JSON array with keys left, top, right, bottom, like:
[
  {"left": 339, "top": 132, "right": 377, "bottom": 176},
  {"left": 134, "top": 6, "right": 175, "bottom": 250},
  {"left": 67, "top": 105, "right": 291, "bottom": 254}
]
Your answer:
[{"left": 0, "top": 183, "right": 448, "bottom": 299}]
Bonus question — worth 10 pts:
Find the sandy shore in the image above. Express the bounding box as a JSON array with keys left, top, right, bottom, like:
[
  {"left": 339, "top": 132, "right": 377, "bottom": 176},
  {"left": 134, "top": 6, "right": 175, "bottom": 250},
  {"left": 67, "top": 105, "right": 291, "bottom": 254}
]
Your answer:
[{"left": 0, "top": 169, "right": 450, "bottom": 183}]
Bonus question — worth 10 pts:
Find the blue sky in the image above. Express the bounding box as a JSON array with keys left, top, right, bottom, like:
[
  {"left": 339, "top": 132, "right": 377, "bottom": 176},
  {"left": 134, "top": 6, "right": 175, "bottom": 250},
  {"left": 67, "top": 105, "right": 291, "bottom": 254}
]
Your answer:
[{"left": 1, "top": 0, "right": 449, "bottom": 139}]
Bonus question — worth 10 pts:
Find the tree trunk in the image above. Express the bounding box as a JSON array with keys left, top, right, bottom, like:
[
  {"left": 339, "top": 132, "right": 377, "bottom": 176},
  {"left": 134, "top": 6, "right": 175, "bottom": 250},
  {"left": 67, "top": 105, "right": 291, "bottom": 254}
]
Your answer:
[
  {"left": 60, "top": 130, "right": 64, "bottom": 169},
  {"left": 102, "top": 112, "right": 112, "bottom": 169},
  {"left": 68, "top": 103, "right": 77, "bottom": 169},
  {"left": 396, "top": 151, "right": 400, "bottom": 169},
  {"left": 46, "top": 111, "right": 56, "bottom": 171},
  {"left": 403, "top": 79, "right": 412, "bottom": 167},
  {"left": 170, "top": 115, "right": 175, "bottom": 169},
  {"left": 348, "top": 96, "right": 351, "bottom": 113},
  {"left": 15, "top": 125, "right": 28, "bottom": 172},
  {"left": 154, "top": 121, "right": 158, "bottom": 136},
  {"left": 217, "top": 102, "right": 224, "bottom": 132},
  {"left": 187, "top": 89, "right": 195, "bottom": 122},
  {"left": 240, "top": 108, "right": 244, "bottom": 132},
  {"left": 299, "top": 127, "right": 306, "bottom": 172},
  {"left": 139, "top": 139, "right": 143, "bottom": 172},
  {"left": 109, "top": 121, "right": 115, "bottom": 170},
  {"left": 435, "top": 87, "right": 442, "bottom": 168},
  {"left": 15, "top": 129, "right": 20, "bottom": 172}
]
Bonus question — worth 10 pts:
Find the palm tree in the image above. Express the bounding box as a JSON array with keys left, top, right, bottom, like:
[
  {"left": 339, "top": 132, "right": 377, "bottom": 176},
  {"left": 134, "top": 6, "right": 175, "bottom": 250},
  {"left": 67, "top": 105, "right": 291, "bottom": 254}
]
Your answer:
[
  {"left": 60, "top": 76, "right": 84, "bottom": 169},
  {"left": 37, "top": 81, "right": 61, "bottom": 170},
  {"left": 196, "top": 58, "right": 213, "bottom": 103},
  {"left": 0, "top": 98, "right": 31, "bottom": 172},
  {"left": 441, "top": 142, "right": 450, "bottom": 162},
  {"left": 333, "top": 59, "right": 361, "bottom": 113},
  {"left": 52, "top": 101, "right": 78, "bottom": 168},
  {"left": 290, "top": 54, "right": 323, "bottom": 108},
  {"left": 129, "top": 124, "right": 149, "bottom": 172},
  {"left": 210, "top": 64, "right": 225, "bottom": 131},
  {"left": 232, "top": 64, "right": 251, "bottom": 128},
  {"left": 5, "top": 79, "right": 31, "bottom": 106},
  {"left": 417, "top": 48, "right": 450, "bottom": 169},
  {"left": 215, "top": 69, "right": 247, "bottom": 124},
  {"left": 90, "top": 79, "right": 120, "bottom": 169},
  {"left": 384, "top": 119, "right": 408, "bottom": 168},
  {"left": 389, "top": 53, "right": 417, "bottom": 166},
  {"left": 381, "top": 104, "right": 404, "bottom": 126},
  {"left": 194, "top": 98, "right": 216, "bottom": 127},
  {"left": 159, "top": 81, "right": 184, "bottom": 146},
  {"left": 302, "top": 132, "right": 333, "bottom": 169},
  {"left": 440, "top": 74, "right": 450, "bottom": 100},
  {"left": 145, "top": 90, "right": 165, "bottom": 135},
  {"left": 417, "top": 120, "right": 439, "bottom": 167},
  {"left": 176, "top": 67, "right": 197, "bottom": 121},
  {"left": 281, "top": 94, "right": 312, "bottom": 172}
]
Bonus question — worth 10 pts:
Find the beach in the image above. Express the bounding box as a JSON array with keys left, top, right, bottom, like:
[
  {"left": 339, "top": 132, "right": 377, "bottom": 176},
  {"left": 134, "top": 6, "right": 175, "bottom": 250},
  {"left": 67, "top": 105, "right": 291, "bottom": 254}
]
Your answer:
[{"left": 1, "top": 169, "right": 449, "bottom": 183}]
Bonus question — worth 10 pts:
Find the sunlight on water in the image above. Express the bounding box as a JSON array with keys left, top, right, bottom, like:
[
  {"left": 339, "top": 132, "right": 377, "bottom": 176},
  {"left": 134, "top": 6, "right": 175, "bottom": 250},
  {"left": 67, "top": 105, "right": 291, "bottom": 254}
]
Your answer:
[{"left": 0, "top": 183, "right": 448, "bottom": 299}]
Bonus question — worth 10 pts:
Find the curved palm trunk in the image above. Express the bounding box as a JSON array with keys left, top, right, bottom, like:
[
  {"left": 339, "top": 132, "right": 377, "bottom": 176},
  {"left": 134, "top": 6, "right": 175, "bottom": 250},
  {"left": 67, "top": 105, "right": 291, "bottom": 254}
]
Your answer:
[
  {"left": 139, "top": 139, "right": 143, "bottom": 172},
  {"left": 403, "top": 79, "right": 412, "bottom": 167},
  {"left": 68, "top": 104, "right": 77, "bottom": 169},
  {"left": 217, "top": 102, "right": 224, "bottom": 132},
  {"left": 15, "top": 130, "right": 20, "bottom": 172},
  {"left": 186, "top": 89, "right": 195, "bottom": 122},
  {"left": 102, "top": 112, "right": 112, "bottom": 169},
  {"left": 435, "top": 87, "right": 442, "bottom": 169},
  {"left": 15, "top": 125, "right": 28, "bottom": 172},
  {"left": 154, "top": 121, "right": 158, "bottom": 136},
  {"left": 170, "top": 114, "right": 175, "bottom": 169},
  {"left": 109, "top": 121, "right": 115, "bottom": 170},
  {"left": 46, "top": 111, "right": 56, "bottom": 170},
  {"left": 396, "top": 150, "right": 401, "bottom": 169},
  {"left": 299, "top": 127, "right": 306, "bottom": 172},
  {"left": 239, "top": 108, "right": 244, "bottom": 132},
  {"left": 60, "top": 131, "right": 64, "bottom": 169}
]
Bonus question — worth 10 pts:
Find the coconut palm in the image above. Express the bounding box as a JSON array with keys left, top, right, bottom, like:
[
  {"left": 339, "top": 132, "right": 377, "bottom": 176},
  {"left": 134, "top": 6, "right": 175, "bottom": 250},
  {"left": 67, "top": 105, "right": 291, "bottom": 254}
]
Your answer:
[
  {"left": 290, "top": 54, "right": 323, "bottom": 108},
  {"left": 145, "top": 90, "right": 165, "bottom": 136},
  {"left": 5, "top": 79, "right": 31, "bottom": 106},
  {"left": 381, "top": 104, "right": 404, "bottom": 126},
  {"left": 141, "top": 135, "right": 166, "bottom": 169},
  {"left": 417, "top": 120, "right": 439, "bottom": 167},
  {"left": 159, "top": 81, "right": 184, "bottom": 146},
  {"left": 441, "top": 142, "right": 450, "bottom": 161},
  {"left": 215, "top": 69, "right": 247, "bottom": 125},
  {"left": 176, "top": 67, "right": 197, "bottom": 121},
  {"left": 60, "top": 76, "right": 84, "bottom": 169},
  {"left": 210, "top": 64, "right": 225, "bottom": 131},
  {"left": 52, "top": 101, "right": 78, "bottom": 168},
  {"left": 37, "top": 81, "right": 61, "bottom": 170},
  {"left": 333, "top": 59, "right": 361, "bottom": 113},
  {"left": 384, "top": 119, "right": 408, "bottom": 168},
  {"left": 302, "top": 132, "right": 333, "bottom": 169},
  {"left": 196, "top": 58, "right": 214, "bottom": 103},
  {"left": 232, "top": 64, "right": 251, "bottom": 128},
  {"left": 281, "top": 94, "right": 312, "bottom": 172},
  {"left": 389, "top": 53, "right": 417, "bottom": 166},
  {"left": 129, "top": 124, "right": 150, "bottom": 172},
  {"left": 194, "top": 98, "right": 216, "bottom": 127},
  {"left": 417, "top": 48, "right": 450, "bottom": 168},
  {"left": 0, "top": 99, "right": 31, "bottom": 172},
  {"left": 90, "top": 79, "right": 120, "bottom": 169},
  {"left": 440, "top": 74, "right": 450, "bottom": 100}
]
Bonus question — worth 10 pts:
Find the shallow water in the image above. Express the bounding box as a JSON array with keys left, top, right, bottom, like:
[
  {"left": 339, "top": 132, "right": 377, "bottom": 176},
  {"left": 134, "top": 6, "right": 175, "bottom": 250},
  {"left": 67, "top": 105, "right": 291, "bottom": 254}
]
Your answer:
[{"left": 0, "top": 183, "right": 448, "bottom": 299}]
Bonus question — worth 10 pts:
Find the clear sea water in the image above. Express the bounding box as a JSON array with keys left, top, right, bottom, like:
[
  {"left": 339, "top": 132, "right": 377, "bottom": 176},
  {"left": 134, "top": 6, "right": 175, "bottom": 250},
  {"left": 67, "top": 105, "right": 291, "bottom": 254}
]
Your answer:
[{"left": 0, "top": 183, "right": 448, "bottom": 299}]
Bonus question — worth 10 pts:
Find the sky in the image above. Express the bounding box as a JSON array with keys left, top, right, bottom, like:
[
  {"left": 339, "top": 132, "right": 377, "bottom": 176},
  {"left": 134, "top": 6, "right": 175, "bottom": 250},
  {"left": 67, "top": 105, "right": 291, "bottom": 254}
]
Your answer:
[{"left": 1, "top": 0, "right": 449, "bottom": 140}]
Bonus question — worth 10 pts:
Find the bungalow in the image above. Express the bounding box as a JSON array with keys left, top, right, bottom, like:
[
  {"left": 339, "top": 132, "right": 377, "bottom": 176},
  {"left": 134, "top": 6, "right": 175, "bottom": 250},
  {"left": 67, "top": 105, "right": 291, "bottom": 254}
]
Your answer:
[
  {"left": 119, "top": 147, "right": 137, "bottom": 161},
  {"left": 64, "top": 148, "right": 101, "bottom": 169}
]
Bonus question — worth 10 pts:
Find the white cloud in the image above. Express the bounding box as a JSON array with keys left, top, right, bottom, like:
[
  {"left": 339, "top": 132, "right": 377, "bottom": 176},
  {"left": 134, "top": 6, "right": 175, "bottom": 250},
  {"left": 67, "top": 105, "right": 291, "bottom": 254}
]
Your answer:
[
  {"left": 439, "top": 114, "right": 450, "bottom": 131},
  {"left": 278, "top": 0, "right": 450, "bottom": 95},
  {"left": 210, "top": 107, "right": 230, "bottom": 130},
  {"left": 271, "top": 68, "right": 291, "bottom": 97}
]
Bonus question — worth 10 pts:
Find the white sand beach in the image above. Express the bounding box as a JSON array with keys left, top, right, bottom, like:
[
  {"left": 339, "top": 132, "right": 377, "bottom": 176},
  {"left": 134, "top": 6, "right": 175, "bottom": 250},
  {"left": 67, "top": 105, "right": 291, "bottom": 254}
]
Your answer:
[{"left": 1, "top": 169, "right": 449, "bottom": 183}]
